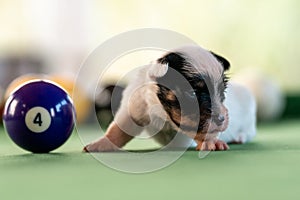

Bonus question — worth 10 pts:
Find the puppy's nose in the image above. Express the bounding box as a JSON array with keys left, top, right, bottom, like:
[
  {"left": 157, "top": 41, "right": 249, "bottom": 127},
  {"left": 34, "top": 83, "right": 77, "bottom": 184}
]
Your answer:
[{"left": 214, "top": 114, "right": 225, "bottom": 126}]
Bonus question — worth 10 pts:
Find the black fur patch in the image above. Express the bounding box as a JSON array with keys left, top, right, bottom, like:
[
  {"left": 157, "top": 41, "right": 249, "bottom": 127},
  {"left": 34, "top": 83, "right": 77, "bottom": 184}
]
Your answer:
[
  {"left": 157, "top": 52, "right": 190, "bottom": 71},
  {"left": 210, "top": 51, "right": 230, "bottom": 71}
]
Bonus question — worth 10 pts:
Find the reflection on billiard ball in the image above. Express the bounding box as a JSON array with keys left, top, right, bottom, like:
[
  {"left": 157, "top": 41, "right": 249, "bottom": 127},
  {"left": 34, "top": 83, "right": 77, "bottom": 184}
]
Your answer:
[
  {"left": 2, "top": 80, "right": 76, "bottom": 153},
  {"left": 49, "top": 74, "right": 92, "bottom": 124}
]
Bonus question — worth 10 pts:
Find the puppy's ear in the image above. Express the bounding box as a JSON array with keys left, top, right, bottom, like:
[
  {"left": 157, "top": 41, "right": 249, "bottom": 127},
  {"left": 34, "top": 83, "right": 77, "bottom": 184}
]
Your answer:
[
  {"left": 148, "top": 62, "right": 168, "bottom": 78},
  {"left": 210, "top": 51, "right": 230, "bottom": 71},
  {"left": 148, "top": 52, "right": 186, "bottom": 79}
]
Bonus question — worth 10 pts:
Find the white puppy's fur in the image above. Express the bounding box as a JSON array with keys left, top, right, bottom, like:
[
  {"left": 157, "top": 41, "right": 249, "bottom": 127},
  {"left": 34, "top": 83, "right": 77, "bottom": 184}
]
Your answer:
[{"left": 219, "top": 82, "right": 256, "bottom": 143}]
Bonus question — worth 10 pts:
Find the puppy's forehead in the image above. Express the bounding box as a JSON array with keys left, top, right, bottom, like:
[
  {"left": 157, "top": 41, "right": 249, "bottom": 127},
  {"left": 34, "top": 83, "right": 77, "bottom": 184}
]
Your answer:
[{"left": 174, "top": 45, "right": 224, "bottom": 78}]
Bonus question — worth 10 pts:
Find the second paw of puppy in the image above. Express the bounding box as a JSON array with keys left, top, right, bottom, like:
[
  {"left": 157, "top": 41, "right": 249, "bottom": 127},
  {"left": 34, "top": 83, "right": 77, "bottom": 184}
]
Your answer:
[
  {"left": 196, "top": 139, "right": 229, "bottom": 151},
  {"left": 83, "top": 137, "right": 120, "bottom": 152}
]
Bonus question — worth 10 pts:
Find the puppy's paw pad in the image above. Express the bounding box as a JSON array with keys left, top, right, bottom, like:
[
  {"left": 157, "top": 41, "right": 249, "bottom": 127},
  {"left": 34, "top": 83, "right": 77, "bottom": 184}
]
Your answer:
[
  {"left": 196, "top": 140, "right": 229, "bottom": 151},
  {"left": 215, "top": 140, "right": 229, "bottom": 150}
]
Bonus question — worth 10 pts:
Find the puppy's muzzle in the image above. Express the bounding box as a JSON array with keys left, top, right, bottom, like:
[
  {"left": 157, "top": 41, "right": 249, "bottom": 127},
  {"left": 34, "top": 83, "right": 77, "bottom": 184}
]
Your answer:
[{"left": 213, "top": 114, "right": 225, "bottom": 126}]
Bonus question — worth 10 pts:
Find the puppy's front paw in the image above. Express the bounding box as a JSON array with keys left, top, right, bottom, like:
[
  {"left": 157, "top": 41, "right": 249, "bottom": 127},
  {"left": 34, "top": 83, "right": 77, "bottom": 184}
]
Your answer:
[
  {"left": 196, "top": 139, "right": 229, "bottom": 151},
  {"left": 83, "top": 136, "right": 119, "bottom": 152}
]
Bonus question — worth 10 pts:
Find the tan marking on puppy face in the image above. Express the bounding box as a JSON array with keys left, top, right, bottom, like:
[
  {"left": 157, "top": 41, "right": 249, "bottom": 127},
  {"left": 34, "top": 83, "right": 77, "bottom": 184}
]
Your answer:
[
  {"left": 166, "top": 90, "right": 177, "bottom": 101},
  {"left": 169, "top": 108, "right": 181, "bottom": 125},
  {"left": 169, "top": 108, "right": 198, "bottom": 129}
]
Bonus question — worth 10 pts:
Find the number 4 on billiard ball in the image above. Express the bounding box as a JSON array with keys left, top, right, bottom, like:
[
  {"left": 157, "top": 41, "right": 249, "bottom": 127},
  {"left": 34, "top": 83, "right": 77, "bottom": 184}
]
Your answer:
[
  {"left": 33, "top": 112, "right": 42, "bottom": 126},
  {"left": 25, "top": 106, "right": 52, "bottom": 133}
]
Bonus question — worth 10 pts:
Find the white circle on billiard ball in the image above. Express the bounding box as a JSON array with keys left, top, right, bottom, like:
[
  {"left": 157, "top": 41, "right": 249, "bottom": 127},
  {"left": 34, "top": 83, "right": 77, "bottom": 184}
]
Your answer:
[{"left": 25, "top": 107, "right": 51, "bottom": 133}]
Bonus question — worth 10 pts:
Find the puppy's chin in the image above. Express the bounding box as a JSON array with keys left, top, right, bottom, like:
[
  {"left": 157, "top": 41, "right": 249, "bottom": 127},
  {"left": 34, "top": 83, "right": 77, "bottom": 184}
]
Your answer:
[
  {"left": 167, "top": 115, "right": 230, "bottom": 139},
  {"left": 173, "top": 116, "right": 229, "bottom": 141}
]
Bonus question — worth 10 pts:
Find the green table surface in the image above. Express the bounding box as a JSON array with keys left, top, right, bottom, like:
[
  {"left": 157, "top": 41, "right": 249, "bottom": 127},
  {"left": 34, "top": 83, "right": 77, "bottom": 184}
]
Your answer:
[{"left": 1, "top": 120, "right": 300, "bottom": 200}]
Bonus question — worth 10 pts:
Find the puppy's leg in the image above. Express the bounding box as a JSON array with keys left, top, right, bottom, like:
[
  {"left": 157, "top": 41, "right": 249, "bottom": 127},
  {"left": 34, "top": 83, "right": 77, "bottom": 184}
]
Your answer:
[
  {"left": 84, "top": 85, "right": 151, "bottom": 152},
  {"left": 83, "top": 121, "right": 134, "bottom": 152},
  {"left": 83, "top": 104, "right": 146, "bottom": 152},
  {"left": 195, "top": 134, "right": 229, "bottom": 151}
]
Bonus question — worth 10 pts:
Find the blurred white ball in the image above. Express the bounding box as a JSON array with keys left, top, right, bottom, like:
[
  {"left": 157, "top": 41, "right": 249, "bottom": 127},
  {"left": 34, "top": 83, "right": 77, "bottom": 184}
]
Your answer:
[{"left": 233, "top": 69, "right": 286, "bottom": 121}]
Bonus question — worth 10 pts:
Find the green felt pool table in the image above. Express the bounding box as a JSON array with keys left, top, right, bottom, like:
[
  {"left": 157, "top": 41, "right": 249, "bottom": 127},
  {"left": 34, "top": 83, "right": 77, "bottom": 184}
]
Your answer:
[{"left": 1, "top": 120, "right": 300, "bottom": 200}]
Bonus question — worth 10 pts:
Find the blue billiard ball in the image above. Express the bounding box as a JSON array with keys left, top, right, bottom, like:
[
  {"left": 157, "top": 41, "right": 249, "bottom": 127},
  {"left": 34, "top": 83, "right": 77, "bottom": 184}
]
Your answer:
[{"left": 2, "top": 80, "right": 76, "bottom": 153}]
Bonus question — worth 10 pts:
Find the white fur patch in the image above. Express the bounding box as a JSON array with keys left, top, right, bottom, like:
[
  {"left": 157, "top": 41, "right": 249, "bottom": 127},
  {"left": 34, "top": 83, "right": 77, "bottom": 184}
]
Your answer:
[{"left": 148, "top": 62, "right": 168, "bottom": 78}]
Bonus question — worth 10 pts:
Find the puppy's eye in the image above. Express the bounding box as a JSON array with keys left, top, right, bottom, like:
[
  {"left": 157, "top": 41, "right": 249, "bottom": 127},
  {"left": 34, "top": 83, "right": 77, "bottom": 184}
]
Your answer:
[{"left": 184, "top": 90, "right": 197, "bottom": 99}]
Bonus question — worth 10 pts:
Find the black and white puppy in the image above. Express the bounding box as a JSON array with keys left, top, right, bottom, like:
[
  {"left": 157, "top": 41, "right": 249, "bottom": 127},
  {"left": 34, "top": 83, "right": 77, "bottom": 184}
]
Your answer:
[{"left": 84, "top": 45, "right": 256, "bottom": 152}]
